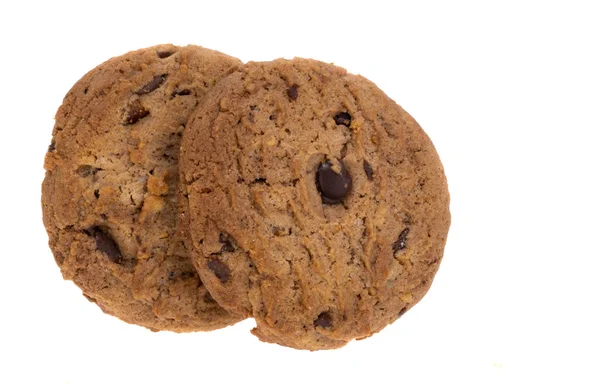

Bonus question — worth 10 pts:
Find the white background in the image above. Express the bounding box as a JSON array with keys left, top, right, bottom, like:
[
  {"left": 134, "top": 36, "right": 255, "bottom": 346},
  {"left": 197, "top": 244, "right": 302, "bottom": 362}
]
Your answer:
[{"left": 1, "top": 1, "right": 599, "bottom": 383}]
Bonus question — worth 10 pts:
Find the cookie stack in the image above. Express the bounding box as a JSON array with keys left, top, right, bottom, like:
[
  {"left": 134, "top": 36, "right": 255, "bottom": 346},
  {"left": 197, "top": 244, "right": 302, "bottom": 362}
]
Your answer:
[{"left": 42, "top": 44, "right": 450, "bottom": 350}]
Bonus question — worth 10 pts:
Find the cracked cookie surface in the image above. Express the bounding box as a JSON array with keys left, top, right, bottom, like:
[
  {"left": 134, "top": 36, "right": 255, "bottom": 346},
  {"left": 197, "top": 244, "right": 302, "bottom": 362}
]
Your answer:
[
  {"left": 42, "top": 44, "right": 245, "bottom": 332},
  {"left": 180, "top": 58, "right": 451, "bottom": 349}
]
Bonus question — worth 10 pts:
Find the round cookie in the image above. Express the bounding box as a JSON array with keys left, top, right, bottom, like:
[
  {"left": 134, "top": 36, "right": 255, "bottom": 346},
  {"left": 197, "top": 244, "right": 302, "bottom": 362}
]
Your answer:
[
  {"left": 180, "top": 58, "right": 451, "bottom": 349},
  {"left": 42, "top": 44, "right": 245, "bottom": 332}
]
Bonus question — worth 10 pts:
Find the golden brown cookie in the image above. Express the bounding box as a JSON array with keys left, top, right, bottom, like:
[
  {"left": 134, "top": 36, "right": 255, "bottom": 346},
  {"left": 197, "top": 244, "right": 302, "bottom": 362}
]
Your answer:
[
  {"left": 180, "top": 58, "right": 451, "bottom": 349},
  {"left": 42, "top": 44, "right": 245, "bottom": 332}
]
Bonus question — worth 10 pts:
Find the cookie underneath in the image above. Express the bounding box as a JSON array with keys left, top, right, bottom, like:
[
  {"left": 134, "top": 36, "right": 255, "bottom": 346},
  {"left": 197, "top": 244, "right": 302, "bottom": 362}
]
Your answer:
[{"left": 42, "top": 44, "right": 245, "bottom": 332}]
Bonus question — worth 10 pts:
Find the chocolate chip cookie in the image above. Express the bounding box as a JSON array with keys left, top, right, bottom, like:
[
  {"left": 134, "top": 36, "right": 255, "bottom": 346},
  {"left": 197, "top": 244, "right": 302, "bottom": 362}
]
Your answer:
[
  {"left": 180, "top": 58, "right": 451, "bottom": 349},
  {"left": 42, "top": 44, "right": 245, "bottom": 332}
]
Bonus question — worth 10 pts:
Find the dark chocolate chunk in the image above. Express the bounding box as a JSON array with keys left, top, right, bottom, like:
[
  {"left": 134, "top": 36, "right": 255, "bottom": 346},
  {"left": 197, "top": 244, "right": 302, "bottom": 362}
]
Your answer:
[
  {"left": 287, "top": 84, "right": 298, "bottom": 100},
  {"left": 314, "top": 311, "right": 333, "bottom": 328},
  {"left": 363, "top": 160, "right": 374, "bottom": 180},
  {"left": 94, "top": 189, "right": 100, "bottom": 199},
  {"left": 124, "top": 100, "right": 150, "bottom": 124},
  {"left": 392, "top": 228, "right": 410, "bottom": 252},
  {"left": 316, "top": 160, "right": 352, "bottom": 204},
  {"left": 207, "top": 258, "right": 231, "bottom": 283},
  {"left": 334, "top": 112, "right": 352, "bottom": 127},
  {"left": 92, "top": 227, "right": 123, "bottom": 264},
  {"left": 168, "top": 271, "right": 177, "bottom": 279},
  {"left": 219, "top": 233, "right": 235, "bottom": 253},
  {"left": 135, "top": 75, "right": 166, "bottom": 95},
  {"left": 157, "top": 51, "right": 174, "bottom": 58},
  {"left": 171, "top": 88, "right": 191, "bottom": 97},
  {"left": 48, "top": 141, "right": 56, "bottom": 152}
]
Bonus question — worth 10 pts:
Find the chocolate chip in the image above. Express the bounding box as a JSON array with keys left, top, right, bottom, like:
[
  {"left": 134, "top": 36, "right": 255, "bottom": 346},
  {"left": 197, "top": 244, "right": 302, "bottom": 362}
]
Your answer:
[
  {"left": 363, "top": 160, "right": 374, "bottom": 181},
  {"left": 398, "top": 307, "right": 407, "bottom": 318},
  {"left": 287, "top": 84, "right": 298, "bottom": 100},
  {"left": 48, "top": 141, "right": 56, "bottom": 152},
  {"left": 135, "top": 75, "right": 166, "bottom": 95},
  {"left": 124, "top": 100, "right": 149, "bottom": 124},
  {"left": 207, "top": 258, "right": 230, "bottom": 283},
  {"left": 219, "top": 233, "right": 235, "bottom": 253},
  {"left": 92, "top": 227, "right": 122, "bottom": 264},
  {"left": 76, "top": 165, "right": 100, "bottom": 178},
  {"left": 314, "top": 311, "right": 332, "bottom": 328},
  {"left": 316, "top": 160, "right": 352, "bottom": 204},
  {"left": 157, "top": 51, "right": 174, "bottom": 58},
  {"left": 168, "top": 271, "right": 177, "bottom": 279},
  {"left": 171, "top": 88, "right": 191, "bottom": 97},
  {"left": 94, "top": 189, "right": 100, "bottom": 199},
  {"left": 334, "top": 112, "right": 352, "bottom": 127},
  {"left": 392, "top": 228, "right": 410, "bottom": 252}
]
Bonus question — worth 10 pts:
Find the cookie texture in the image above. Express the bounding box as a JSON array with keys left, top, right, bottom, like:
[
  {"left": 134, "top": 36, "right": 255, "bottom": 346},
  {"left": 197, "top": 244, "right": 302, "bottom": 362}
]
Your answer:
[
  {"left": 42, "top": 44, "right": 245, "bottom": 332},
  {"left": 180, "top": 58, "right": 451, "bottom": 349}
]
